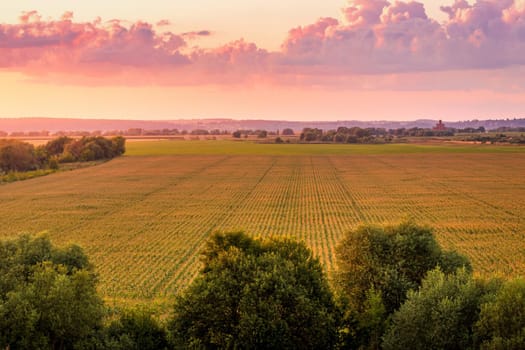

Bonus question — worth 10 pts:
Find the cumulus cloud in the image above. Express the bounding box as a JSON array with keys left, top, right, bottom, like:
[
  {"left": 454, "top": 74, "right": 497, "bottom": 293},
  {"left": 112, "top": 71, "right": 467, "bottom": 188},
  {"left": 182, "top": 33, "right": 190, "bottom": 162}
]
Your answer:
[
  {"left": 0, "top": 12, "right": 192, "bottom": 71},
  {"left": 0, "top": 11, "right": 270, "bottom": 85},
  {"left": 343, "top": 0, "right": 390, "bottom": 28},
  {"left": 281, "top": 0, "right": 525, "bottom": 74},
  {"left": 1, "top": 1, "right": 525, "bottom": 87}
]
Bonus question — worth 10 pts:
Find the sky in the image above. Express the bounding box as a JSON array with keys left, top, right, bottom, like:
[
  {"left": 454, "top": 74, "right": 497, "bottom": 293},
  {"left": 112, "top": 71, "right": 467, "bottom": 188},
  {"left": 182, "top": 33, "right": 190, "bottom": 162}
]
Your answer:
[{"left": 0, "top": 0, "right": 524, "bottom": 121}]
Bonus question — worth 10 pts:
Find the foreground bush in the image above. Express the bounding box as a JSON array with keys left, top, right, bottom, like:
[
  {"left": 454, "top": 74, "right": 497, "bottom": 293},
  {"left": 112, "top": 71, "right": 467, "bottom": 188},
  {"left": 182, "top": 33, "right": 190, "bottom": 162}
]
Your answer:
[
  {"left": 336, "top": 222, "right": 472, "bottom": 315},
  {"left": 0, "top": 139, "right": 38, "bottom": 173},
  {"left": 476, "top": 278, "right": 525, "bottom": 349},
  {"left": 382, "top": 267, "right": 496, "bottom": 350},
  {"left": 2, "top": 225, "right": 524, "bottom": 349},
  {"left": 335, "top": 222, "right": 471, "bottom": 348},
  {"left": 0, "top": 235, "right": 104, "bottom": 350},
  {"left": 104, "top": 309, "right": 169, "bottom": 350},
  {"left": 169, "top": 232, "right": 339, "bottom": 349}
]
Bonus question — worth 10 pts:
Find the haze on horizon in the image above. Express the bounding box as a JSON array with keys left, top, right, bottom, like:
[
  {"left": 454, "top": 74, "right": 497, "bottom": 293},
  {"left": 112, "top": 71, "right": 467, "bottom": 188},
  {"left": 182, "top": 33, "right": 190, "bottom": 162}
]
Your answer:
[{"left": 0, "top": 0, "right": 524, "bottom": 121}]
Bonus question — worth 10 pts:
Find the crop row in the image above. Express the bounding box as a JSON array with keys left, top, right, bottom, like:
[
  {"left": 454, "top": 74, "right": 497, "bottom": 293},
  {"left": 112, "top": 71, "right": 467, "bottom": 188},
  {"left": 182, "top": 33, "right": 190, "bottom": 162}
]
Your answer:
[{"left": 0, "top": 152, "right": 523, "bottom": 307}]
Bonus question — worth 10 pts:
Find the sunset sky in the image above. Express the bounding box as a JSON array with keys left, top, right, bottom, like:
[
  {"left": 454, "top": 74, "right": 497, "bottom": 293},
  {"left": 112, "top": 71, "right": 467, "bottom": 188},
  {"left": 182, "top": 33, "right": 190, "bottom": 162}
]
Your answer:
[{"left": 1, "top": 0, "right": 524, "bottom": 121}]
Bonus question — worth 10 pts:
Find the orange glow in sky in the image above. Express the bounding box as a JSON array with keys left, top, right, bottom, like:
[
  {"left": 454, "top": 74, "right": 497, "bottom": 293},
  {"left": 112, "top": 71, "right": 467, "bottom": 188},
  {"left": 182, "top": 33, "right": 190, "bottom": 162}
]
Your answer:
[{"left": 0, "top": 0, "right": 523, "bottom": 121}]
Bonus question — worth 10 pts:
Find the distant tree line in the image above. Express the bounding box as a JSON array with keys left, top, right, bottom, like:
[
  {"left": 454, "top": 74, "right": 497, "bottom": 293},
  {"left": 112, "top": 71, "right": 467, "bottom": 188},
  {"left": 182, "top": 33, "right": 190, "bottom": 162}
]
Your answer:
[
  {"left": 0, "top": 136, "right": 125, "bottom": 175},
  {"left": 2, "top": 223, "right": 524, "bottom": 349},
  {"left": 461, "top": 133, "right": 525, "bottom": 144},
  {"left": 0, "top": 128, "right": 228, "bottom": 138},
  {"left": 232, "top": 129, "right": 274, "bottom": 138},
  {"left": 6, "top": 125, "right": 524, "bottom": 142},
  {"left": 491, "top": 126, "right": 525, "bottom": 132},
  {"left": 456, "top": 126, "right": 487, "bottom": 133},
  {"left": 298, "top": 126, "right": 451, "bottom": 143},
  {"left": 2, "top": 123, "right": 524, "bottom": 141},
  {"left": 297, "top": 126, "right": 518, "bottom": 143},
  {"left": 300, "top": 127, "right": 395, "bottom": 143},
  {"left": 390, "top": 127, "right": 454, "bottom": 137},
  {"left": 232, "top": 128, "right": 294, "bottom": 139}
]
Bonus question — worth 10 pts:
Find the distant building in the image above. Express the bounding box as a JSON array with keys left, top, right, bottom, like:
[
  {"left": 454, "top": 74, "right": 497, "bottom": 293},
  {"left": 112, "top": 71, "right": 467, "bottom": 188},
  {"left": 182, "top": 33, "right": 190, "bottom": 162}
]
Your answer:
[{"left": 433, "top": 120, "right": 446, "bottom": 131}]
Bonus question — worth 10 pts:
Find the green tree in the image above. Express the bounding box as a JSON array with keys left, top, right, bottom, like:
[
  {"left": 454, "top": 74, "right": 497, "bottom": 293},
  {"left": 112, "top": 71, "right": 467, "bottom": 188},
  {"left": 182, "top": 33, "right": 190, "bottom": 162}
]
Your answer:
[
  {"left": 0, "top": 234, "right": 104, "bottom": 350},
  {"left": 56, "top": 136, "right": 126, "bottom": 163},
  {"left": 300, "top": 128, "right": 323, "bottom": 142},
  {"left": 257, "top": 130, "right": 268, "bottom": 138},
  {"left": 111, "top": 136, "right": 126, "bottom": 156},
  {"left": 382, "top": 268, "right": 494, "bottom": 350},
  {"left": 475, "top": 278, "right": 525, "bottom": 349},
  {"left": 0, "top": 139, "right": 38, "bottom": 173},
  {"left": 281, "top": 128, "right": 294, "bottom": 136},
  {"left": 335, "top": 222, "right": 471, "bottom": 349},
  {"left": 169, "top": 232, "right": 339, "bottom": 349},
  {"left": 43, "top": 136, "right": 74, "bottom": 157},
  {"left": 335, "top": 222, "right": 471, "bottom": 315},
  {"left": 61, "top": 139, "right": 84, "bottom": 162},
  {"left": 105, "top": 309, "right": 169, "bottom": 350}
]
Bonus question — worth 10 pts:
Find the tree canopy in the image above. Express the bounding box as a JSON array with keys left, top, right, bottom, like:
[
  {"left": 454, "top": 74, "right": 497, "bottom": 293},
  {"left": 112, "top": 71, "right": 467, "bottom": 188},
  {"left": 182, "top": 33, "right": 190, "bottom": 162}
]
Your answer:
[
  {"left": 335, "top": 221, "right": 471, "bottom": 315},
  {"left": 1, "top": 224, "right": 523, "bottom": 349},
  {"left": 382, "top": 267, "right": 494, "bottom": 350},
  {"left": 0, "top": 136, "right": 126, "bottom": 180},
  {"left": 169, "top": 232, "right": 339, "bottom": 349},
  {"left": 54, "top": 136, "right": 126, "bottom": 162},
  {"left": 334, "top": 222, "right": 472, "bottom": 349},
  {"left": 0, "top": 139, "right": 38, "bottom": 173},
  {"left": 475, "top": 278, "right": 525, "bottom": 349},
  {"left": 104, "top": 309, "right": 169, "bottom": 350},
  {"left": 0, "top": 234, "right": 104, "bottom": 350}
]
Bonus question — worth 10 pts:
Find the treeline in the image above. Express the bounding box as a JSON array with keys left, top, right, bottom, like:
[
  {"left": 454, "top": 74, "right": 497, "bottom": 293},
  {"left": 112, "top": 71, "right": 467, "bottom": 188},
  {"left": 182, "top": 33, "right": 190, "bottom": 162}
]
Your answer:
[
  {"left": 0, "top": 128, "right": 231, "bottom": 137},
  {"left": 491, "top": 127, "right": 525, "bottom": 133},
  {"left": 298, "top": 126, "right": 514, "bottom": 143},
  {"left": 0, "top": 136, "right": 125, "bottom": 174},
  {"left": 231, "top": 128, "right": 295, "bottom": 138},
  {"left": 2, "top": 125, "right": 523, "bottom": 141},
  {"left": 461, "top": 133, "right": 525, "bottom": 144},
  {"left": 44, "top": 136, "right": 125, "bottom": 163},
  {"left": 391, "top": 127, "right": 454, "bottom": 137},
  {"left": 300, "top": 127, "right": 395, "bottom": 143},
  {"left": 456, "top": 126, "right": 487, "bottom": 133},
  {"left": 2, "top": 223, "right": 524, "bottom": 349},
  {"left": 299, "top": 126, "right": 462, "bottom": 143}
]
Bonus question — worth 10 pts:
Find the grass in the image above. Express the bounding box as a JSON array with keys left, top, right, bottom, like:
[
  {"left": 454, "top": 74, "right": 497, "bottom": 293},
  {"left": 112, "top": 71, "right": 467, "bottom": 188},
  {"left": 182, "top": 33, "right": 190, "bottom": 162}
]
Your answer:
[
  {"left": 0, "top": 160, "right": 108, "bottom": 184},
  {"left": 1, "top": 140, "right": 524, "bottom": 310},
  {"left": 1, "top": 169, "right": 57, "bottom": 183},
  {"left": 125, "top": 139, "right": 525, "bottom": 156}
]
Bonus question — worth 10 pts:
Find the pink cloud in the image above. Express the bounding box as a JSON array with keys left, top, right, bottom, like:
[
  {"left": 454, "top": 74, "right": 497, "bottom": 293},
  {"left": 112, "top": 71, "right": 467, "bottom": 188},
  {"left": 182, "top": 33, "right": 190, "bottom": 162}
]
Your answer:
[
  {"left": 1, "top": 1, "right": 525, "bottom": 88},
  {"left": 0, "top": 11, "right": 266, "bottom": 85},
  {"left": 0, "top": 12, "right": 190, "bottom": 70},
  {"left": 343, "top": 0, "right": 390, "bottom": 28},
  {"left": 280, "top": 0, "right": 525, "bottom": 74},
  {"left": 380, "top": 1, "right": 428, "bottom": 23}
]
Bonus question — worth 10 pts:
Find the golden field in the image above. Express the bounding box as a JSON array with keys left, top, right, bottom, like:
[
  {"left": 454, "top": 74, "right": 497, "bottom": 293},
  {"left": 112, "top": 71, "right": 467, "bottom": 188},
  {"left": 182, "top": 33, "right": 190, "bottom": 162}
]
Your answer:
[{"left": 1, "top": 140, "right": 524, "bottom": 308}]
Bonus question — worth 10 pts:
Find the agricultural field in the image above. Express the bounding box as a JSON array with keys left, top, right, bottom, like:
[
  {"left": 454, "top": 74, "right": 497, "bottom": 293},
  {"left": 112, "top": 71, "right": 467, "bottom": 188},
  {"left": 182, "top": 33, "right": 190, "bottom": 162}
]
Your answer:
[{"left": 1, "top": 140, "right": 524, "bottom": 310}]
